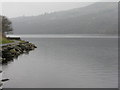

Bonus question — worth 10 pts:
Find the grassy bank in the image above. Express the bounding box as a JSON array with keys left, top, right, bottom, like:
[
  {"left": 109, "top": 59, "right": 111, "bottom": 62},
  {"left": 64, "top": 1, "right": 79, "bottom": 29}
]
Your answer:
[
  {"left": 0, "top": 38, "right": 14, "bottom": 44},
  {"left": 0, "top": 33, "right": 14, "bottom": 44}
]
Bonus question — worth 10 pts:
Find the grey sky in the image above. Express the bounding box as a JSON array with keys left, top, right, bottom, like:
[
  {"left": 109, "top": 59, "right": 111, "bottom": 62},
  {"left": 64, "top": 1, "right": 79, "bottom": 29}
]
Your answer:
[
  {"left": 1, "top": 0, "right": 119, "bottom": 18},
  {"left": 2, "top": 2, "right": 94, "bottom": 18}
]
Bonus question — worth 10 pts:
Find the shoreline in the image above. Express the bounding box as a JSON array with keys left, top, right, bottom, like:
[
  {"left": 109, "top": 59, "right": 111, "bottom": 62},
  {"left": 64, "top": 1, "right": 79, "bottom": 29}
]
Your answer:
[{"left": 0, "top": 40, "right": 37, "bottom": 64}]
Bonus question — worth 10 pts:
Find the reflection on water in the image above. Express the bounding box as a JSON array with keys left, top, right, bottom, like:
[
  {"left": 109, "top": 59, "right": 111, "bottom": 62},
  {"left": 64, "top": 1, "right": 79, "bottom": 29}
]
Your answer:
[
  {"left": 2, "top": 51, "right": 30, "bottom": 65},
  {"left": 1, "top": 50, "right": 32, "bottom": 89},
  {"left": 2, "top": 38, "right": 118, "bottom": 88}
]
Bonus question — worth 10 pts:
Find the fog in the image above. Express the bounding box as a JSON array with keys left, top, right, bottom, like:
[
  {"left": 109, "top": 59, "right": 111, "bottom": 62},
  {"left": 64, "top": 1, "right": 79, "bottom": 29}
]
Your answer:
[{"left": 2, "top": 2, "right": 92, "bottom": 18}]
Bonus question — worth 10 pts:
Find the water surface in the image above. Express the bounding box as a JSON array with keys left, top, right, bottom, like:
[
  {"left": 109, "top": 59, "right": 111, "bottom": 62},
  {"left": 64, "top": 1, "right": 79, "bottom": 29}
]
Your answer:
[{"left": 2, "top": 38, "right": 118, "bottom": 88}]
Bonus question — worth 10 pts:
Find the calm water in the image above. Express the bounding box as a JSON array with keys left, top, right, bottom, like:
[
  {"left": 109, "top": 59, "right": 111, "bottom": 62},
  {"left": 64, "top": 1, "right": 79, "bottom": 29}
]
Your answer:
[{"left": 2, "top": 38, "right": 118, "bottom": 88}]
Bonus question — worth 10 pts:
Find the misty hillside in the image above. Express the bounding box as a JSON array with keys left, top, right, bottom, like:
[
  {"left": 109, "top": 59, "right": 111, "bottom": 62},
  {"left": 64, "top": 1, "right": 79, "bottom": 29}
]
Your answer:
[{"left": 11, "top": 2, "right": 118, "bottom": 34}]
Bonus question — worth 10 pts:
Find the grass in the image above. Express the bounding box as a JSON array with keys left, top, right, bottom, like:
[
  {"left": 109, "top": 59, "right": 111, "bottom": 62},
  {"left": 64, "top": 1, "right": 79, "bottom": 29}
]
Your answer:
[
  {"left": 0, "top": 33, "right": 14, "bottom": 44},
  {"left": 0, "top": 38, "right": 14, "bottom": 44}
]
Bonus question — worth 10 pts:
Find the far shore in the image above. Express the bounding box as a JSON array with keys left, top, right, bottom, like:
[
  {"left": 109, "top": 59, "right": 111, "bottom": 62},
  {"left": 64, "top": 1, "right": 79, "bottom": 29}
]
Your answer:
[{"left": 6, "top": 34, "right": 118, "bottom": 38}]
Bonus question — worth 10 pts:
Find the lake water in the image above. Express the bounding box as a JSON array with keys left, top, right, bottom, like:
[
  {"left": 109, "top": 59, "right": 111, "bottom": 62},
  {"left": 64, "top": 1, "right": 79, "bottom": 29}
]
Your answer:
[{"left": 2, "top": 37, "right": 118, "bottom": 88}]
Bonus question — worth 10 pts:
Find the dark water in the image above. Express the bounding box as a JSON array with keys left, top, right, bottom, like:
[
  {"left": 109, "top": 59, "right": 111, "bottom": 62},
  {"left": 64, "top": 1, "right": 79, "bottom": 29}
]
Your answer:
[{"left": 2, "top": 38, "right": 118, "bottom": 88}]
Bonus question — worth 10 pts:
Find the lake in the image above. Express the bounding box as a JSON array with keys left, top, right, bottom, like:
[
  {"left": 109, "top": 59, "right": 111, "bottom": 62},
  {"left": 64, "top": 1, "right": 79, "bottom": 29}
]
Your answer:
[{"left": 2, "top": 37, "right": 118, "bottom": 88}]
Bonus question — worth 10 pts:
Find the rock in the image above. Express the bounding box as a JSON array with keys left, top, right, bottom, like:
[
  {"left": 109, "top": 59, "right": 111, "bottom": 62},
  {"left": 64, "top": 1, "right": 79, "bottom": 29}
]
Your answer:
[
  {"left": 1, "top": 79, "right": 9, "bottom": 82},
  {"left": 1, "top": 41, "right": 37, "bottom": 64},
  {"left": 0, "top": 71, "right": 2, "bottom": 73},
  {"left": 0, "top": 82, "right": 3, "bottom": 87}
]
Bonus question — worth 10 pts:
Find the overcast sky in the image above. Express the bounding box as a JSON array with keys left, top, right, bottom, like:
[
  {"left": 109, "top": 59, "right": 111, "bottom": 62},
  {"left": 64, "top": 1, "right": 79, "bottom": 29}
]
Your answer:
[
  {"left": 1, "top": 2, "right": 93, "bottom": 18},
  {"left": 0, "top": 0, "right": 119, "bottom": 18}
]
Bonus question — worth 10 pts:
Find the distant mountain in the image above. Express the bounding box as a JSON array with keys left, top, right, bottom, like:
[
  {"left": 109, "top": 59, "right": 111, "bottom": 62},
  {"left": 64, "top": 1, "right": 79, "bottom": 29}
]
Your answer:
[{"left": 11, "top": 2, "right": 118, "bottom": 34}]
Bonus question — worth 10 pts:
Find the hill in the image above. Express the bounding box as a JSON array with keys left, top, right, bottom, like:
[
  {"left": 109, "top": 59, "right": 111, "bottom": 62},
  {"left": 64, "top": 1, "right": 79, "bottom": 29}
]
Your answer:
[{"left": 11, "top": 2, "right": 118, "bottom": 34}]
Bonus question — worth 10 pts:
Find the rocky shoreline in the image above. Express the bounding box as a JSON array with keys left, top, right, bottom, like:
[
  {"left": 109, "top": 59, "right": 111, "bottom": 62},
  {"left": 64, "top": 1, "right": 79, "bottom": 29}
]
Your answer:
[{"left": 0, "top": 41, "right": 37, "bottom": 64}]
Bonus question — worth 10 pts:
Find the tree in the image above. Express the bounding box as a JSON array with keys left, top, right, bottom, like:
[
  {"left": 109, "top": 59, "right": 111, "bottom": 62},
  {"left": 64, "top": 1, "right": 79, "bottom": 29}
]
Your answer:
[{"left": 0, "top": 16, "right": 13, "bottom": 35}]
